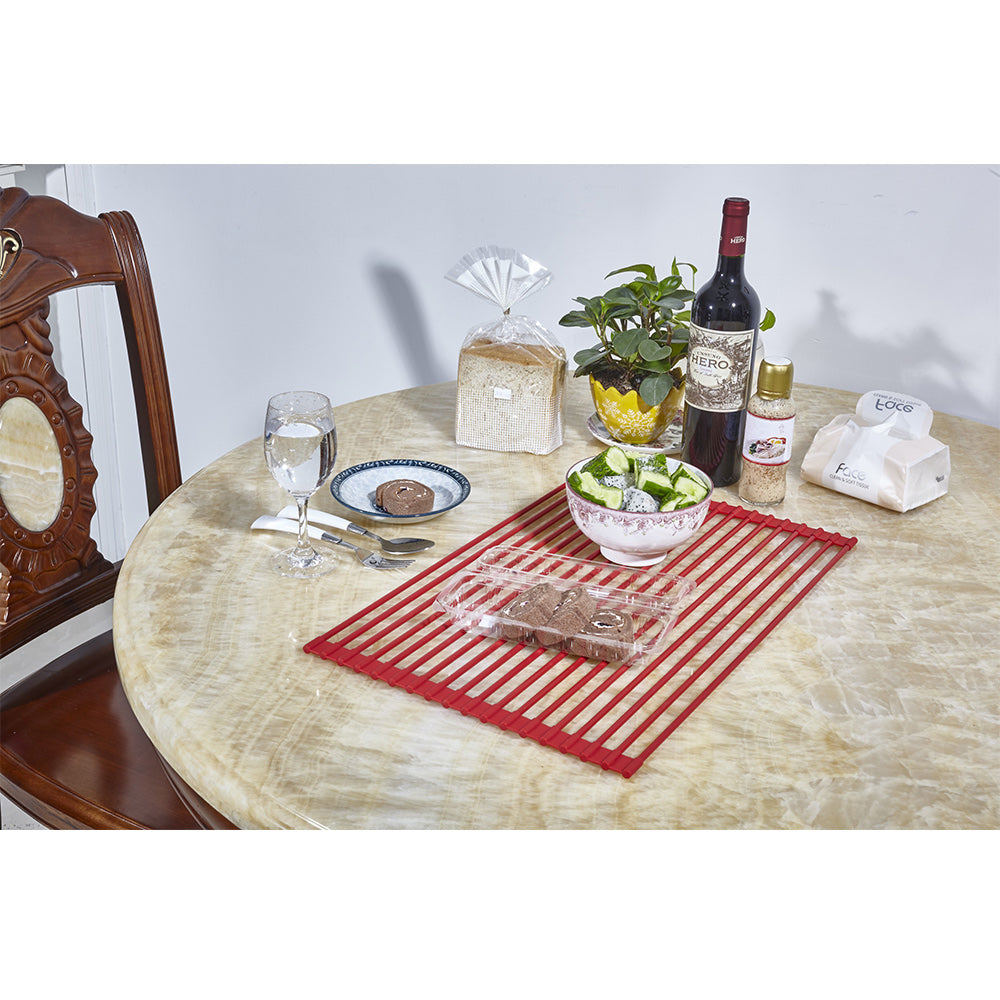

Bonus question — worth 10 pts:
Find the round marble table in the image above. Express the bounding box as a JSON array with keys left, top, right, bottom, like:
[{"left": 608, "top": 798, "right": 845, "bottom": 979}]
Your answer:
[{"left": 113, "top": 379, "right": 1000, "bottom": 829}]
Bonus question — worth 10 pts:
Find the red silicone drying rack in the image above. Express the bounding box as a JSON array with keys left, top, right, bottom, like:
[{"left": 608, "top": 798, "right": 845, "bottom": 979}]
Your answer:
[{"left": 305, "top": 487, "right": 857, "bottom": 777}]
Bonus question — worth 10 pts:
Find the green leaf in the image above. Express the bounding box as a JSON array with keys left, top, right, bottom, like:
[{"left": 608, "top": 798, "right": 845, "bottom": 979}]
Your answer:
[
  {"left": 574, "top": 361, "right": 605, "bottom": 379},
  {"left": 628, "top": 280, "right": 658, "bottom": 303},
  {"left": 606, "top": 263, "right": 656, "bottom": 283},
  {"left": 638, "top": 358, "right": 673, "bottom": 374},
  {"left": 639, "top": 372, "right": 678, "bottom": 407},
  {"left": 638, "top": 338, "right": 673, "bottom": 361},
  {"left": 606, "top": 308, "right": 638, "bottom": 327},
  {"left": 640, "top": 350, "right": 686, "bottom": 374},
  {"left": 655, "top": 294, "right": 687, "bottom": 310},
  {"left": 558, "top": 309, "right": 597, "bottom": 328},
  {"left": 604, "top": 285, "right": 639, "bottom": 306},
  {"left": 671, "top": 259, "right": 698, "bottom": 282},
  {"left": 572, "top": 347, "right": 610, "bottom": 378},
  {"left": 672, "top": 310, "right": 691, "bottom": 323},
  {"left": 612, "top": 327, "right": 644, "bottom": 358},
  {"left": 760, "top": 308, "right": 776, "bottom": 332},
  {"left": 573, "top": 345, "right": 607, "bottom": 365}
]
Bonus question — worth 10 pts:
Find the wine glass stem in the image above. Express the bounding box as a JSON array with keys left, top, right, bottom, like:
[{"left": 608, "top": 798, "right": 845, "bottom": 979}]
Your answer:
[{"left": 295, "top": 496, "right": 313, "bottom": 557}]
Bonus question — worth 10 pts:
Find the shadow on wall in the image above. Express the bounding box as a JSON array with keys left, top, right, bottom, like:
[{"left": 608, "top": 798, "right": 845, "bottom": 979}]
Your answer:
[
  {"left": 785, "top": 290, "right": 998, "bottom": 427},
  {"left": 370, "top": 262, "right": 450, "bottom": 386}
]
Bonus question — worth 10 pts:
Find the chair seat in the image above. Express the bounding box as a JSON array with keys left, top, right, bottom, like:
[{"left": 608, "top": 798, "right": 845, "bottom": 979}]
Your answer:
[{"left": 1, "top": 632, "right": 236, "bottom": 829}]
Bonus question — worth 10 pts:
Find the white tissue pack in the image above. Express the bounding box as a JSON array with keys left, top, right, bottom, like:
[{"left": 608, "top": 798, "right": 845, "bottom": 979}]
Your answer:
[{"left": 800, "top": 390, "right": 950, "bottom": 512}]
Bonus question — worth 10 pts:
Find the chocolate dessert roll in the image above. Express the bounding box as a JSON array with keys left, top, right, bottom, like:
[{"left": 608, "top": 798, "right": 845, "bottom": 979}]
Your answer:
[
  {"left": 375, "top": 479, "right": 435, "bottom": 515},
  {"left": 534, "top": 586, "right": 598, "bottom": 648},
  {"left": 567, "top": 608, "right": 636, "bottom": 662},
  {"left": 495, "top": 582, "right": 563, "bottom": 642}
]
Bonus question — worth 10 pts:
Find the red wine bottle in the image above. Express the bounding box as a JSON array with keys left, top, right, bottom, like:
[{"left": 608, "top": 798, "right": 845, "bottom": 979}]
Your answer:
[{"left": 680, "top": 197, "right": 762, "bottom": 486}]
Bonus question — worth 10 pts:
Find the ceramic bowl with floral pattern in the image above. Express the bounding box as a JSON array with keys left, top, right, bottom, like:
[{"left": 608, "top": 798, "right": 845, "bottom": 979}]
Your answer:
[{"left": 565, "top": 455, "right": 713, "bottom": 566}]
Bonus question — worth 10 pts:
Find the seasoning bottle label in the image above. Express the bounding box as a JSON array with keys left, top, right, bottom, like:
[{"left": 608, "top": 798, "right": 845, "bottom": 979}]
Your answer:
[
  {"left": 742, "top": 412, "right": 795, "bottom": 466},
  {"left": 685, "top": 323, "right": 756, "bottom": 412}
]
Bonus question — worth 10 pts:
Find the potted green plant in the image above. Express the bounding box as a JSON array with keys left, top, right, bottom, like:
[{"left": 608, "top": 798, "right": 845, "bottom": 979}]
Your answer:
[{"left": 559, "top": 260, "right": 696, "bottom": 444}]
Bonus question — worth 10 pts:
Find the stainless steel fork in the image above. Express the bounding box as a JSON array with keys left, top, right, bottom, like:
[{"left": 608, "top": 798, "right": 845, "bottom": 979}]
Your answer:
[{"left": 250, "top": 516, "right": 414, "bottom": 570}]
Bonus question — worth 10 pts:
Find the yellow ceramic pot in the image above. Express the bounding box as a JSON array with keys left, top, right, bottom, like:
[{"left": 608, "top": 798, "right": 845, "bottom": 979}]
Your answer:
[{"left": 590, "top": 374, "right": 684, "bottom": 446}]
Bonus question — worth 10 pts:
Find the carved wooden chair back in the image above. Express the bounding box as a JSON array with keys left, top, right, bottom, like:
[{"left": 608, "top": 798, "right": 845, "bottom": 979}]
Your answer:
[
  {"left": 0, "top": 188, "right": 235, "bottom": 828},
  {"left": 0, "top": 186, "right": 181, "bottom": 653}
]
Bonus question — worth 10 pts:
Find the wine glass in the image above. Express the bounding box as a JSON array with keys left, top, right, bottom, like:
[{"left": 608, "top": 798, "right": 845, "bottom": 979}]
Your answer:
[{"left": 263, "top": 390, "right": 337, "bottom": 577}]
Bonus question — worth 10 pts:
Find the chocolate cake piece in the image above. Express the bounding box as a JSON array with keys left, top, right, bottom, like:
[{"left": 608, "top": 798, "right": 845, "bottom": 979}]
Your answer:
[
  {"left": 495, "top": 582, "right": 563, "bottom": 642},
  {"left": 534, "top": 586, "right": 598, "bottom": 648},
  {"left": 567, "top": 608, "right": 636, "bottom": 662},
  {"left": 375, "top": 478, "right": 435, "bottom": 515}
]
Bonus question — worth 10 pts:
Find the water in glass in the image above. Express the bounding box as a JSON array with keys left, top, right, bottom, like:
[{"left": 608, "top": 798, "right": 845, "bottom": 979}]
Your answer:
[{"left": 263, "top": 390, "right": 337, "bottom": 577}]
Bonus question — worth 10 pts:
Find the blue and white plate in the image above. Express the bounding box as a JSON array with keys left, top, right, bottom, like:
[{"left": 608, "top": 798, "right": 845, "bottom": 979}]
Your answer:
[{"left": 330, "top": 459, "right": 471, "bottom": 523}]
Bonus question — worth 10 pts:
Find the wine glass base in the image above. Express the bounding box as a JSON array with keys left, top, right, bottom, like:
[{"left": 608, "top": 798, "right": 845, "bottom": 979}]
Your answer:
[{"left": 270, "top": 547, "right": 336, "bottom": 578}]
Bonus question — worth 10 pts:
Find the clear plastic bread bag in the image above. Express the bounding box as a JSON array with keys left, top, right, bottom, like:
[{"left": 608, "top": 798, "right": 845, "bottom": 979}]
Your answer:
[{"left": 446, "top": 246, "right": 566, "bottom": 454}]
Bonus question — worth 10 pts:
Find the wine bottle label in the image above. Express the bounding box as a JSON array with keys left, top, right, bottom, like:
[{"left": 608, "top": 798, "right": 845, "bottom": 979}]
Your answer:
[
  {"left": 685, "top": 324, "right": 756, "bottom": 412},
  {"left": 742, "top": 412, "right": 795, "bottom": 465}
]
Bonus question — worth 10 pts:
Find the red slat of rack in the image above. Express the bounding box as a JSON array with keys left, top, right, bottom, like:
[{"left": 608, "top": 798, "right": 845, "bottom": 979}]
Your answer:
[
  {"left": 591, "top": 527, "right": 847, "bottom": 775},
  {"left": 561, "top": 512, "right": 799, "bottom": 743},
  {"left": 615, "top": 536, "right": 855, "bottom": 776},
  {"left": 389, "top": 525, "right": 604, "bottom": 701},
  {"left": 306, "top": 500, "right": 828, "bottom": 764},
  {"left": 512, "top": 504, "right": 775, "bottom": 744},
  {"left": 319, "top": 493, "right": 571, "bottom": 687},
  {"left": 575, "top": 514, "right": 854, "bottom": 773},
  {"left": 305, "top": 490, "right": 857, "bottom": 777}
]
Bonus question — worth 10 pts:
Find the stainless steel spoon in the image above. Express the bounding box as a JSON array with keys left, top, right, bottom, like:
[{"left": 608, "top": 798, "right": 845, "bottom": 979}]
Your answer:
[
  {"left": 252, "top": 517, "right": 414, "bottom": 570},
  {"left": 276, "top": 504, "right": 434, "bottom": 554}
]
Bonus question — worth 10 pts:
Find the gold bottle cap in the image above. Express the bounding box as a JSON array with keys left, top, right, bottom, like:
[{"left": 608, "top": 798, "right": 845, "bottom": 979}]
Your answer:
[{"left": 756, "top": 356, "right": 794, "bottom": 399}]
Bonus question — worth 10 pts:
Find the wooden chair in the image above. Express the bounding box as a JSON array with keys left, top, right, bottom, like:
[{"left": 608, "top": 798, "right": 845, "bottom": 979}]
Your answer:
[{"left": 0, "top": 187, "right": 236, "bottom": 828}]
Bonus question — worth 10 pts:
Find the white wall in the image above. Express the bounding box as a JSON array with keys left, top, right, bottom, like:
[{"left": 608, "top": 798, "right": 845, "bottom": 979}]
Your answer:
[
  {"left": 87, "top": 165, "right": 998, "bottom": 475},
  {"left": 16, "top": 164, "right": 1000, "bottom": 551}
]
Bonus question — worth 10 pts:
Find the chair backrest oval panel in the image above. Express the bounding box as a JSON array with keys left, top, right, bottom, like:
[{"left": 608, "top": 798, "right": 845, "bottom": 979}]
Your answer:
[{"left": 0, "top": 395, "right": 63, "bottom": 531}]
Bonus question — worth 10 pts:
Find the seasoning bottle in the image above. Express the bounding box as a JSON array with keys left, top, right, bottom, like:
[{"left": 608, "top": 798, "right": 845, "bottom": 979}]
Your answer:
[{"left": 738, "top": 356, "right": 795, "bottom": 505}]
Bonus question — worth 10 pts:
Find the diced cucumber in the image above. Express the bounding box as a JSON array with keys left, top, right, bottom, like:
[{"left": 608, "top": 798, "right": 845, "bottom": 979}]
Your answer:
[
  {"left": 675, "top": 480, "right": 708, "bottom": 502},
  {"left": 569, "top": 469, "right": 624, "bottom": 509},
  {"left": 582, "top": 445, "right": 631, "bottom": 479},
  {"left": 659, "top": 495, "right": 682, "bottom": 512},
  {"left": 636, "top": 467, "right": 676, "bottom": 499},
  {"left": 672, "top": 467, "right": 710, "bottom": 502}
]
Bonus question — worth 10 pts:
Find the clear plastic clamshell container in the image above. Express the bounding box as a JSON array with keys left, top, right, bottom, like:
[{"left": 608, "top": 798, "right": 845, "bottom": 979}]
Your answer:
[{"left": 434, "top": 546, "right": 696, "bottom": 668}]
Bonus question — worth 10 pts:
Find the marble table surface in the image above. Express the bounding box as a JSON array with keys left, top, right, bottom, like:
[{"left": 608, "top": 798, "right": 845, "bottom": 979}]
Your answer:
[{"left": 113, "top": 379, "right": 1000, "bottom": 829}]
